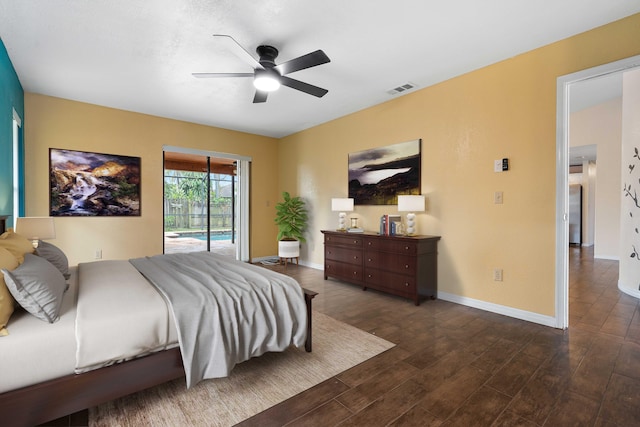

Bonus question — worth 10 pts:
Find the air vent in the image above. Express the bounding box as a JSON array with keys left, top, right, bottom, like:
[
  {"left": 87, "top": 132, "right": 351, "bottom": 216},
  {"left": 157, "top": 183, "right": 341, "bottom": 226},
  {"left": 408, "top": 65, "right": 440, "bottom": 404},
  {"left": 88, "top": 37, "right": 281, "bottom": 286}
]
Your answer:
[{"left": 387, "top": 82, "right": 418, "bottom": 96}]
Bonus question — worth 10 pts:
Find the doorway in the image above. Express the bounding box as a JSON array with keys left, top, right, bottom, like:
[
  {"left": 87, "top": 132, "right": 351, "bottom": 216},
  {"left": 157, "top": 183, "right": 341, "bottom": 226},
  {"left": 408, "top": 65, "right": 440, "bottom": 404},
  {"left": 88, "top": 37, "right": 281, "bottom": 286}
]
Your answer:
[
  {"left": 162, "top": 146, "right": 251, "bottom": 261},
  {"left": 556, "top": 54, "right": 640, "bottom": 328}
]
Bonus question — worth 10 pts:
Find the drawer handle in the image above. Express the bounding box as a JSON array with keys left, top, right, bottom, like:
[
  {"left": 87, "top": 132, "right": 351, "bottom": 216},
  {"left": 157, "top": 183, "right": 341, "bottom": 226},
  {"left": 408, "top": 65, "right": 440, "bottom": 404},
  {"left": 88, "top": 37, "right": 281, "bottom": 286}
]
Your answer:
[
  {"left": 405, "top": 282, "right": 409, "bottom": 287},
  {"left": 368, "top": 258, "right": 372, "bottom": 262},
  {"left": 353, "top": 256, "right": 358, "bottom": 260},
  {"left": 368, "top": 274, "right": 372, "bottom": 278},
  {"left": 405, "top": 264, "right": 409, "bottom": 269},
  {"left": 368, "top": 242, "right": 372, "bottom": 246},
  {"left": 405, "top": 246, "right": 410, "bottom": 250},
  {"left": 354, "top": 240, "right": 358, "bottom": 244},
  {"left": 353, "top": 271, "right": 358, "bottom": 276}
]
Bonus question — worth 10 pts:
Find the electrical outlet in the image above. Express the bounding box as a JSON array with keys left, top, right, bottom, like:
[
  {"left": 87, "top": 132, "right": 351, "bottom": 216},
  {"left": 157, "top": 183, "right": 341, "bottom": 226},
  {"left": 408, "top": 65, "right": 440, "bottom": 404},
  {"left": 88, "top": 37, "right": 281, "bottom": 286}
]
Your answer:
[
  {"left": 493, "top": 268, "right": 503, "bottom": 281},
  {"left": 95, "top": 249, "right": 102, "bottom": 260},
  {"left": 494, "top": 191, "right": 503, "bottom": 204}
]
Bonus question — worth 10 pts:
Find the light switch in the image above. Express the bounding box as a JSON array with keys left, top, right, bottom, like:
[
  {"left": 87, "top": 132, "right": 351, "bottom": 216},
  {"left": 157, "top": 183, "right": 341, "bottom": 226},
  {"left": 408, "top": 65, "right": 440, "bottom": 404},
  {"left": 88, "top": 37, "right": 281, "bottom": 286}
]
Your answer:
[
  {"left": 494, "top": 191, "right": 503, "bottom": 204},
  {"left": 494, "top": 160, "right": 503, "bottom": 172}
]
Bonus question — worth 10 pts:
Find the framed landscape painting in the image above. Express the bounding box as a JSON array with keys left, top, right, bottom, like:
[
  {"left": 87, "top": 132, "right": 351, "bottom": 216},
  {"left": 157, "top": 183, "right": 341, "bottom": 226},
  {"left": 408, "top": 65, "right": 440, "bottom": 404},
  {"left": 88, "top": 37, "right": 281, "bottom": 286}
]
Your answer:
[
  {"left": 49, "top": 148, "right": 141, "bottom": 216},
  {"left": 348, "top": 139, "right": 421, "bottom": 205}
]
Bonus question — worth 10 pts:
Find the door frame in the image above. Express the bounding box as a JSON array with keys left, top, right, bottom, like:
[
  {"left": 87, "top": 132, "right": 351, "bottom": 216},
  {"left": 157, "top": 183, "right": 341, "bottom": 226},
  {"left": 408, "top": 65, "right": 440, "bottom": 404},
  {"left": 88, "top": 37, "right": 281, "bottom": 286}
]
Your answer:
[
  {"left": 162, "top": 145, "right": 252, "bottom": 261},
  {"left": 555, "top": 54, "right": 640, "bottom": 328}
]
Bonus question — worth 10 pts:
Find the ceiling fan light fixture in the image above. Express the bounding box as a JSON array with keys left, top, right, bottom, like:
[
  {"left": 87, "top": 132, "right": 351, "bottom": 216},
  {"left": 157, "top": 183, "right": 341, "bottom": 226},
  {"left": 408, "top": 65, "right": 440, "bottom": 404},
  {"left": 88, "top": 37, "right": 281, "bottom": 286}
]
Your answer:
[{"left": 254, "top": 69, "right": 280, "bottom": 92}]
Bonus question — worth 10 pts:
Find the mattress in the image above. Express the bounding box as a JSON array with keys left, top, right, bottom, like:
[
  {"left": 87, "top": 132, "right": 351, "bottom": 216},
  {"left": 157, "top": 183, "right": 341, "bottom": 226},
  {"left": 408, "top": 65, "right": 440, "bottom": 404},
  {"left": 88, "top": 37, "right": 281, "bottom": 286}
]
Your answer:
[
  {"left": 0, "top": 261, "right": 179, "bottom": 394},
  {"left": 75, "top": 260, "right": 178, "bottom": 373},
  {"left": 0, "top": 267, "right": 78, "bottom": 394}
]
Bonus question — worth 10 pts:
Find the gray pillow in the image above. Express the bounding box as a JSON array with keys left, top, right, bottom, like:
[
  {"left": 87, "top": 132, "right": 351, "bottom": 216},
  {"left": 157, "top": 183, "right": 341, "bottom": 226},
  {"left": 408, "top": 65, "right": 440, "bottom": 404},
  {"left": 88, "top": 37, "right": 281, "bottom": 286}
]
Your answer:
[
  {"left": 2, "top": 253, "right": 67, "bottom": 323},
  {"left": 36, "top": 240, "right": 70, "bottom": 280}
]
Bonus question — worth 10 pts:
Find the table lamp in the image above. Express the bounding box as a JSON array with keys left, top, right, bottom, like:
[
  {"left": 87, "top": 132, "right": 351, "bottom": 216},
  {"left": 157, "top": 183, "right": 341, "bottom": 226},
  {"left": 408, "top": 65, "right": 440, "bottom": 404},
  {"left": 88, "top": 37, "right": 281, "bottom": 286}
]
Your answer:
[
  {"left": 331, "top": 198, "right": 354, "bottom": 231},
  {"left": 15, "top": 217, "right": 56, "bottom": 248},
  {"left": 397, "top": 195, "right": 425, "bottom": 236}
]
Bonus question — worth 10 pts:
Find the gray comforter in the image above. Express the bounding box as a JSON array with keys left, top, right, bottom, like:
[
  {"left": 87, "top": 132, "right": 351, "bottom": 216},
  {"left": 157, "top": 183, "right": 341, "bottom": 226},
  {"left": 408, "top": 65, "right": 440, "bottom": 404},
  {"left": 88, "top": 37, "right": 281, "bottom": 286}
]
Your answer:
[{"left": 129, "top": 251, "right": 307, "bottom": 388}]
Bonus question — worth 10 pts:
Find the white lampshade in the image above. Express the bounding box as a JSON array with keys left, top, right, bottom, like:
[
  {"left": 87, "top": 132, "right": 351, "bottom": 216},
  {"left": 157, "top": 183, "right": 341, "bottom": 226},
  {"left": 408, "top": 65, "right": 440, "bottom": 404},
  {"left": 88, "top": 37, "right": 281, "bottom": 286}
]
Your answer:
[
  {"left": 331, "top": 198, "right": 354, "bottom": 231},
  {"left": 15, "top": 217, "right": 56, "bottom": 248},
  {"left": 331, "top": 198, "right": 354, "bottom": 212},
  {"left": 397, "top": 195, "right": 425, "bottom": 212}
]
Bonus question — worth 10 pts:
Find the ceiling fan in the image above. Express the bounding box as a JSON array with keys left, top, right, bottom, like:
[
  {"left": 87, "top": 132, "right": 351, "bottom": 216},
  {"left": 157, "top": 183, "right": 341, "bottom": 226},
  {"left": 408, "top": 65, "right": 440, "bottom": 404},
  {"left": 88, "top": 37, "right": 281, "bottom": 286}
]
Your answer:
[{"left": 192, "top": 34, "right": 330, "bottom": 103}]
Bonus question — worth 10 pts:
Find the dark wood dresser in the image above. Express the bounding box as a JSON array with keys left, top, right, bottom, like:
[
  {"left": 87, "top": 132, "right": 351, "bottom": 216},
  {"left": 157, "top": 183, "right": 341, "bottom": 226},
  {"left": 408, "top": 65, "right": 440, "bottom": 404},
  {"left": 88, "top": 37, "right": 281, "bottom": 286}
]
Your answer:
[{"left": 322, "top": 230, "right": 440, "bottom": 305}]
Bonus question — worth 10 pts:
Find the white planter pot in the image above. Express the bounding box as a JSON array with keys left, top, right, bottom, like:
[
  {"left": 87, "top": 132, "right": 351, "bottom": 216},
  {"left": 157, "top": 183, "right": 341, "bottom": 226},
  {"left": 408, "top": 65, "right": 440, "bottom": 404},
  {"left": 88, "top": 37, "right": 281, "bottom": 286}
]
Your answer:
[{"left": 278, "top": 240, "right": 300, "bottom": 258}]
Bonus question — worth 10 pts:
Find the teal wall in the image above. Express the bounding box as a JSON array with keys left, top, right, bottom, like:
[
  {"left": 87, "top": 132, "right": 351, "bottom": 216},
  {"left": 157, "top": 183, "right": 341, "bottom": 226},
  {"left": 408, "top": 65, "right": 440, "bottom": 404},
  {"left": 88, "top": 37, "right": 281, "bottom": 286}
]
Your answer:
[{"left": 0, "top": 38, "right": 24, "bottom": 227}]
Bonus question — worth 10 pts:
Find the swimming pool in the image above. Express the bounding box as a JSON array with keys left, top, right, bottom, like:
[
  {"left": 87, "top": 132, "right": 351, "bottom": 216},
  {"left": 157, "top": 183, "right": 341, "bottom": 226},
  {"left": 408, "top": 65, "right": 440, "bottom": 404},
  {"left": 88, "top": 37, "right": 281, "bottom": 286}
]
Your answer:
[{"left": 178, "top": 232, "right": 234, "bottom": 241}]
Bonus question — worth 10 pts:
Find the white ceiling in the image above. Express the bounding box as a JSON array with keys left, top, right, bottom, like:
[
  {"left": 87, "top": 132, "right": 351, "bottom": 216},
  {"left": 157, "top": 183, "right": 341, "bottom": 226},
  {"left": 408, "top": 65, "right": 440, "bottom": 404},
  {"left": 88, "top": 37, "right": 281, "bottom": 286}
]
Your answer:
[
  {"left": 570, "top": 73, "right": 623, "bottom": 113},
  {"left": 569, "top": 71, "right": 629, "bottom": 165},
  {"left": 1, "top": 1, "right": 639, "bottom": 138}
]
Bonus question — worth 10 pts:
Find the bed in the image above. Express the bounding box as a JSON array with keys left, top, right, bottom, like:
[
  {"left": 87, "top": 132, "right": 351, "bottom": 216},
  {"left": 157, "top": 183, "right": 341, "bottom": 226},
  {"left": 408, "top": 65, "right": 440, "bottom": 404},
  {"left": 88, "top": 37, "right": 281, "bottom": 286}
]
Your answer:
[{"left": 0, "top": 227, "right": 316, "bottom": 427}]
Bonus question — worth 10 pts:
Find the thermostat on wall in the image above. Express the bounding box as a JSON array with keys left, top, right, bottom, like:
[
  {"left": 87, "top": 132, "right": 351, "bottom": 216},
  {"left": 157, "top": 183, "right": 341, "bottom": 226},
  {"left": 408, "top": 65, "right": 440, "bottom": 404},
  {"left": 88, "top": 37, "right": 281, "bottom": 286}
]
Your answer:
[{"left": 494, "top": 158, "right": 509, "bottom": 172}]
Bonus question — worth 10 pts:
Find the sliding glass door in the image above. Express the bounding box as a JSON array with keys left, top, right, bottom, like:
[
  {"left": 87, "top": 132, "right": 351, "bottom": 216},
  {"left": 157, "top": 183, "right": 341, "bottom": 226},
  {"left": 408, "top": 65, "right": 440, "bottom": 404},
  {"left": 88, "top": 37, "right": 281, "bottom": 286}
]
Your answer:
[{"left": 163, "top": 146, "right": 250, "bottom": 260}]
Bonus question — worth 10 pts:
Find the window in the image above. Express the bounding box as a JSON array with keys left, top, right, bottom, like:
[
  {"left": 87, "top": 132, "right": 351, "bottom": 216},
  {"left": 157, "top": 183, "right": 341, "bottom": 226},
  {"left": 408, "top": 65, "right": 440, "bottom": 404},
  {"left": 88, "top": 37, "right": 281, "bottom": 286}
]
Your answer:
[{"left": 12, "top": 108, "right": 23, "bottom": 225}]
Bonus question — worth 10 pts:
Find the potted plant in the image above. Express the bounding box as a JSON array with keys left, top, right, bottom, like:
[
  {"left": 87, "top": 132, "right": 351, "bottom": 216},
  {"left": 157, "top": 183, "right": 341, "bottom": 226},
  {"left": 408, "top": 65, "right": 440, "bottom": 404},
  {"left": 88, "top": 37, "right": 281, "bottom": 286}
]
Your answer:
[{"left": 274, "top": 191, "right": 308, "bottom": 261}]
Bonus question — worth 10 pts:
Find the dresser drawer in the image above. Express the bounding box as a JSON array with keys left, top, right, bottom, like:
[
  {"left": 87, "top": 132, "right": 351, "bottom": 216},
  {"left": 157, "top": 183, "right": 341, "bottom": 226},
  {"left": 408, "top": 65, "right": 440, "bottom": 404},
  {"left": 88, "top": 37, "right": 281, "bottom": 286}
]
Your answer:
[
  {"left": 364, "top": 251, "right": 416, "bottom": 276},
  {"left": 325, "top": 260, "right": 363, "bottom": 282},
  {"left": 324, "top": 234, "right": 363, "bottom": 248},
  {"left": 363, "top": 238, "right": 418, "bottom": 255},
  {"left": 364, "top": 268, "right": 416, "bottom": 298},
  {"left": 326, "top": 246, "right": 362, "bottom": 265}
]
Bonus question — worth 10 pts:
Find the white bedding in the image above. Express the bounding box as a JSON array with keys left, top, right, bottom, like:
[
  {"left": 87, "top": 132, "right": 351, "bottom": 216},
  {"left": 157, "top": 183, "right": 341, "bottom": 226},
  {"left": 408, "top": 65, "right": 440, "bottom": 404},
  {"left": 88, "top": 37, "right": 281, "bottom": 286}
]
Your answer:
[
  {"left": 0, "top": 261, "right": 179, "bottom": 394},
  {"left": 0, "top": 267, "right": 78, "bottom": 394},
  {"left": 0, "top": 254, "right": 305, "bottom": 395},
  {"left": 75, "top": 260, "right": 178, "bottom": 373}
]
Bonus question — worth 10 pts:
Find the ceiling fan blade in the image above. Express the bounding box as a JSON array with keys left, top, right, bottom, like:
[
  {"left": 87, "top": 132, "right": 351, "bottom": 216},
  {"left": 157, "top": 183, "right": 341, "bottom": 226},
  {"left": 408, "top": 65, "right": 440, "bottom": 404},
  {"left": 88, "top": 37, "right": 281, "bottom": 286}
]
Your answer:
[
  {"left": 280, "top": 76, "right": 328, "bottom": 98},
  {"left": 213, "top": 34, "right": 263, "bottom": 69},
  {"left": 192, "top": 72, "right": 254, "bottom": 78},
  {"left": 274, "top": 50, "right": 330, "bottom": 75},
  {"left": 253, "top": 90, "right": 268, "bottom": 103}
]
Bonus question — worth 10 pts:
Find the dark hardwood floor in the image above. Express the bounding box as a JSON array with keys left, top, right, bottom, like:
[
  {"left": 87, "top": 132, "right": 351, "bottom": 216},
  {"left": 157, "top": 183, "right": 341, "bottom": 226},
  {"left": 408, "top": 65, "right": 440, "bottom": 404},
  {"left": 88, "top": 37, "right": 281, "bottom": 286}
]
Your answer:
[
  {"left": 45, "top": 246, "right": 640, "bottom": 426},
  {"left": 240, "top": 246, "right": 640, "bottom": 426}
]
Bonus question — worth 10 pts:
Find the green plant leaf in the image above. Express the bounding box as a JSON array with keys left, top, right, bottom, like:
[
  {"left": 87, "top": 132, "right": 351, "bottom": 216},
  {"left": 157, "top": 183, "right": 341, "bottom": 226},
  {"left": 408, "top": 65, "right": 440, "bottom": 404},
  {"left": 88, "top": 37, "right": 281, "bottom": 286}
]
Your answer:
[{"left": 274, "top": 191, "right": 308, "bottom": 242}]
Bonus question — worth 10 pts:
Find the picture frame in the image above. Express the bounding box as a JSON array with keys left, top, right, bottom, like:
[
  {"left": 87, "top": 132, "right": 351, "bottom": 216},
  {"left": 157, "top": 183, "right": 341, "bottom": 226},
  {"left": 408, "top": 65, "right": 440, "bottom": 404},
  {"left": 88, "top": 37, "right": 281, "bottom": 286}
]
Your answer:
[
  {"left": 49, "top": 148, "right": 141, "bottom": 216},
  {"left": 348, "top": 139, "right": 421, "bottom": 205}
]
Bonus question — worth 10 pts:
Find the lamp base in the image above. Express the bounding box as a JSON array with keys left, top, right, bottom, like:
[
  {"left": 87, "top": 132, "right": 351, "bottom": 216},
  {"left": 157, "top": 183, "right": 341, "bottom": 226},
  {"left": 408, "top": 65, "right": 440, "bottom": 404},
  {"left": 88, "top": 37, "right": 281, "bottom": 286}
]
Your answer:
[
  {"left": 337, "top": 212, "right": 347, "bottom": 231},
  {"left": 405, "top": 213, "right": 416, "bottom": 236}
]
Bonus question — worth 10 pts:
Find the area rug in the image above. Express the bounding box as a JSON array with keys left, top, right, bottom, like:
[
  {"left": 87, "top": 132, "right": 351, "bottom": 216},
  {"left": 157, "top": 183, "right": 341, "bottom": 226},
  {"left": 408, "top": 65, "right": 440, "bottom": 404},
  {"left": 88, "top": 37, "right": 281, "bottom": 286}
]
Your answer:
[{"left": 89, "top": 312, "right": 395, "bottom": 427}]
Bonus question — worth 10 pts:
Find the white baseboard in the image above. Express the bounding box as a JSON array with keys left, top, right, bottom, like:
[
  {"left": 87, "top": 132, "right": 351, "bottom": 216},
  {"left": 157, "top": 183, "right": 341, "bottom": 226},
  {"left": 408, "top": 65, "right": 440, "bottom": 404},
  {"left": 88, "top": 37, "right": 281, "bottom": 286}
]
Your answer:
[
  {"left": 437, "top": 291, "right": 557, "bottom": 328},
  {"left": 594, "top": 254, "right": 620, "bottom": 261},
  {"left": 619, "top": 281, "right": 640, "bottom": 299},
  {"left": 300, "top": 260, "right": 323, "bottom": 270}
]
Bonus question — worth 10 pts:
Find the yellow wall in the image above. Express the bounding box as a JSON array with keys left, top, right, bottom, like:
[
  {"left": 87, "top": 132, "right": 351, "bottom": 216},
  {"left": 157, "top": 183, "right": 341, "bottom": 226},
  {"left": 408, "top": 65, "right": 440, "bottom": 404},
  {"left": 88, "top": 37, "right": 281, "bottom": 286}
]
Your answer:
[
  {"left": 21, "top": 14, "right": 640, "bottom": 318},
  {"left": 24, "top": 94, "right": 280, "bottom": 265},
  {"left": 279, "top": 13, "right": 640, "bottom": 317}
]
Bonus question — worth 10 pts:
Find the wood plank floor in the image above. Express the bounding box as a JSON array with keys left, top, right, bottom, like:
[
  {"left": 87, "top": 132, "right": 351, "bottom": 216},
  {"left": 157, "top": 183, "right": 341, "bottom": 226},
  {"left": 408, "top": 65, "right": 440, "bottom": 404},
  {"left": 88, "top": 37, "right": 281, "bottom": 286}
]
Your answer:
[
  {"left": 46, "top": 246, "right": 640, "bottom": 426},
  {"left": 239, "top": 246, "right": 640, "bottom": 426}
]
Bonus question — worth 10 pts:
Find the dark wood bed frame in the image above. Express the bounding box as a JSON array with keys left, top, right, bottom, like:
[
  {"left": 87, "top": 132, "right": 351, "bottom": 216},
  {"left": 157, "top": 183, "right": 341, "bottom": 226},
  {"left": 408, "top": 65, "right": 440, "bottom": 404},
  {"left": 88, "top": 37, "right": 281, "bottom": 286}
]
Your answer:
[{"left": 0, "top": 235, "right": 318, "bottom": 427}]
